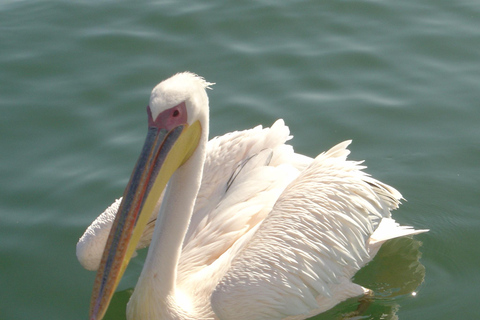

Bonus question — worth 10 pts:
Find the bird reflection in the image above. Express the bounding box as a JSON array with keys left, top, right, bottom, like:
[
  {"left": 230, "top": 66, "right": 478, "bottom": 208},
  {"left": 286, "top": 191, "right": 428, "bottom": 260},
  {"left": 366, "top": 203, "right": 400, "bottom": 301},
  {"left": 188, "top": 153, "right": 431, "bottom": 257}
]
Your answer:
[{"left": 312, "top": 236, "right": 426, "bottom": 320}]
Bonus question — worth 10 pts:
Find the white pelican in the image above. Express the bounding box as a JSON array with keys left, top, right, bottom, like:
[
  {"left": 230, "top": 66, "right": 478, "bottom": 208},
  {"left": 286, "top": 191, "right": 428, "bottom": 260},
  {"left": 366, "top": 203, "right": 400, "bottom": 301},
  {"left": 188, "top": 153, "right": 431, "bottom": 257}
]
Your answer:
[{"left": 81, "top": 72, "right": 428, "bottom": 320}]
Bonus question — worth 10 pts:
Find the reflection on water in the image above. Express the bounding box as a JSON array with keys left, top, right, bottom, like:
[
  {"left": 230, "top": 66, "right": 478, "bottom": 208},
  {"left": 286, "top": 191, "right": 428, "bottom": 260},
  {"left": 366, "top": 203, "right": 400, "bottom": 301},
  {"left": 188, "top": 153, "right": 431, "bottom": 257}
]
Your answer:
[
  {"left": 103, "top": 237, "right": 425, "bottom": 320},
  {"left": 354, "top": 237, "right": 426, "bottom": 298},
  {"left": 313, "top": 237, "right": 426, "bottom": 320}
]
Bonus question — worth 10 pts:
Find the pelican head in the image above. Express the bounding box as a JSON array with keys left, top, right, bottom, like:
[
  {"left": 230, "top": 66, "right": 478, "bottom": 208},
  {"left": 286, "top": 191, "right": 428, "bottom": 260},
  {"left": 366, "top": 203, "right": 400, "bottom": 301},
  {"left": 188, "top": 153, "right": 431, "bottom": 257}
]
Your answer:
[{"left": 89, "top": 72, "right": 212, "bottom": 320}]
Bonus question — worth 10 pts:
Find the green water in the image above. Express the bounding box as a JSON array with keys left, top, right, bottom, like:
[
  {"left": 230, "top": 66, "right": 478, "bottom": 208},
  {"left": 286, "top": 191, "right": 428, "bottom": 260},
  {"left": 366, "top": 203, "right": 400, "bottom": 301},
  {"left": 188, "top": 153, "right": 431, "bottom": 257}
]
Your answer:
[{"left": 1, "top": 0, "right": 479, "bottom": 319}]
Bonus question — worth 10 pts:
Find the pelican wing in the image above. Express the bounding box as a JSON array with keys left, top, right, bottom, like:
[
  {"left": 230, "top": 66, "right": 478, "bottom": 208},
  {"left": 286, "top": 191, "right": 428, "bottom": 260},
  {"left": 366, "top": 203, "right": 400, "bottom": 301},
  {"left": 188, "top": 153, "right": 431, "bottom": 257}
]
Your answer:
[
  {"left": 211, "top": 141, "right": 426, "bottom": 320},
  {"left": 178, "top": 120, "right": 312, "bottom": 279},
  {"left": 76, "top": 196, "right": 160, "bottom": 271}
]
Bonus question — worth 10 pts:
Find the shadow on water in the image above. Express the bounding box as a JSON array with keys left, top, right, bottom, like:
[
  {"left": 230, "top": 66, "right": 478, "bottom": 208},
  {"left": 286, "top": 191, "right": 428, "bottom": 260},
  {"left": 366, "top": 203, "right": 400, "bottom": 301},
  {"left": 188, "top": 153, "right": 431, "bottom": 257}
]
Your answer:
[{"left": 104, "top": 237, "right": 425, "bottom": 320}]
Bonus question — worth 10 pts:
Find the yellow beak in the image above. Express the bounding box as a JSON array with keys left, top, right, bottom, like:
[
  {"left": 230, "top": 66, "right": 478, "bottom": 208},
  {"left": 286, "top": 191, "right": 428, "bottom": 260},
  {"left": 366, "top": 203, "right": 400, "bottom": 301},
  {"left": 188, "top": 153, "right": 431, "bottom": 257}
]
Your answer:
[{"left": 89, "top": 120, "right": 201, "bottom": 320}]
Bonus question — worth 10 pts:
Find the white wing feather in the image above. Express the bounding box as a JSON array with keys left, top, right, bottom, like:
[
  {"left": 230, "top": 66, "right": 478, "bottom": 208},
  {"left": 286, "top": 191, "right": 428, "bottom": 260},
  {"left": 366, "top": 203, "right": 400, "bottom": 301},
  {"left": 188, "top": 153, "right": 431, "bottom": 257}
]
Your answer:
[
  {"left": 177, "top": 120, "right": 312, "bottom": 279},
  {"left": 211, "top": 141, "right": 427, "bottom": 320},
  {"left": 76, "top": 197, "right": 159, "bottom": 271},
  {"left": 76, "top": 198, "right": 122, "bottom": 271}
]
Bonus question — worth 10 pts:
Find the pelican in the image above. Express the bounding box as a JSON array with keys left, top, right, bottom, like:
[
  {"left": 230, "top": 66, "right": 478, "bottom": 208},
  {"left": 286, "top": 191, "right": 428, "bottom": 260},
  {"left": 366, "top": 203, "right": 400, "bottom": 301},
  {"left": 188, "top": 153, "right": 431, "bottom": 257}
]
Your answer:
[{"left": 81, "top": 72, "right": 428, "bottom": 320}]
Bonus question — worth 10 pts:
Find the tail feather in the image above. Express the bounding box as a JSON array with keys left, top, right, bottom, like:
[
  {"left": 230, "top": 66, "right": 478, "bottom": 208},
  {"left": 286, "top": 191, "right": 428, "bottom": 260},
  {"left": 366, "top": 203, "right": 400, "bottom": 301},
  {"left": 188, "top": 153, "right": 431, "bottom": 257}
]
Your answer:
[{"left": 368, "top": 218, "right": 429, "bottom": 254}]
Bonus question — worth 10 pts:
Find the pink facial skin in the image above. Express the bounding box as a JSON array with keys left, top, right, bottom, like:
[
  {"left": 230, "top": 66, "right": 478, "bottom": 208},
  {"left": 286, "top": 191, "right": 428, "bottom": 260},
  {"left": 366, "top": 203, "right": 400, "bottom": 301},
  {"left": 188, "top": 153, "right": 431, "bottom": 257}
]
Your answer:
[{"left": 147, "top": 102, "right": 188, "bottom": 131}]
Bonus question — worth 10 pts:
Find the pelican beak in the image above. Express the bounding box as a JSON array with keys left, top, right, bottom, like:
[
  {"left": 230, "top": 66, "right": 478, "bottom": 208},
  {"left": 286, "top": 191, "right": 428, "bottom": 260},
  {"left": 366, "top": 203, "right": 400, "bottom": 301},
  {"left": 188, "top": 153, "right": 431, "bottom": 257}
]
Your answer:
[{"left": 89, "top": 118, "right": 202, "bottom": 320}]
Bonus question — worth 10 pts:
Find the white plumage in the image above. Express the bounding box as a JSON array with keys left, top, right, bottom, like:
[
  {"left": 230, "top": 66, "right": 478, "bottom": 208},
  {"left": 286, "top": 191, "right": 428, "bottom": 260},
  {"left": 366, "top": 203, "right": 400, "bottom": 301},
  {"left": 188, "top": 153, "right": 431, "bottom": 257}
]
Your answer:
[
  {"left": 77, "top": 119, "right": 308, "bottom": 272},
  {"left": 79, "top": 72, "right": 428, "bottom": 320}
]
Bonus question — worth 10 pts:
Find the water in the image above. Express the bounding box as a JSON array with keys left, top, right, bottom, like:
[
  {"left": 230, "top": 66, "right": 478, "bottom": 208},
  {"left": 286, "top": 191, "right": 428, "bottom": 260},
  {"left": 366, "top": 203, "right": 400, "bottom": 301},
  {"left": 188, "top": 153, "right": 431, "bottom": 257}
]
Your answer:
[{"left": 1, "top": 0, "right": 479, "bottom": 319}]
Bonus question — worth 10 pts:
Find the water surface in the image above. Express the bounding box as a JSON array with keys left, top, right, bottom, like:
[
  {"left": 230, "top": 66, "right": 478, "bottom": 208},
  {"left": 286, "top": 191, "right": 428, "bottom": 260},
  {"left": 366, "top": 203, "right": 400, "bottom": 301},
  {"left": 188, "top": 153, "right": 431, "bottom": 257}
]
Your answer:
[{"left": 1, "top": 0, "right": 479, "bottom": 319}]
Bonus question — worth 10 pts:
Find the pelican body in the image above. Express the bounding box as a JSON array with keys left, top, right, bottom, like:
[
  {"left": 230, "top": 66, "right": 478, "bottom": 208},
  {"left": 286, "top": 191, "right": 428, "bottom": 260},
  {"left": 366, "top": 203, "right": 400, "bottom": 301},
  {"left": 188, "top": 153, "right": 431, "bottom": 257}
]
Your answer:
[{"left": 79, "top": 72, "right": 428, "bottom": 320}]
